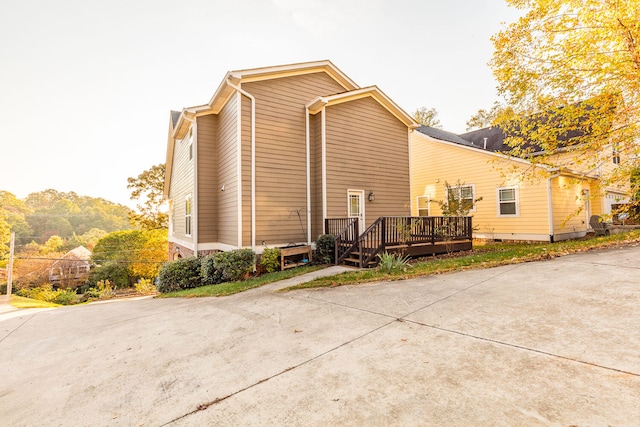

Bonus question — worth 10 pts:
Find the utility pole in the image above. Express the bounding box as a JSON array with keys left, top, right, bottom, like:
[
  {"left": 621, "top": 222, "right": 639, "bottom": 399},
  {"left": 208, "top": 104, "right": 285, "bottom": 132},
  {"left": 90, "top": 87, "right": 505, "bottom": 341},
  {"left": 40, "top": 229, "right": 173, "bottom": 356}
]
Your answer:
[{"left": 6, "top": 232, "right": 14, "bottom": 297}]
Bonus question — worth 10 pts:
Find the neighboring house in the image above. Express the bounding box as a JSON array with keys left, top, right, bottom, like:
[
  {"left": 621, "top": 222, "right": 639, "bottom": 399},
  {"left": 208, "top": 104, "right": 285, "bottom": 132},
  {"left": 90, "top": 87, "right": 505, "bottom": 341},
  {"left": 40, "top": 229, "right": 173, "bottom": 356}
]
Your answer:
[
  {"left": 164, "top": 60, "right": 418, "bottom": 258},
  {"left": 411, "top": 125, "right": 628, "bottom": 242},
  {"left": 49, "top": 246, "right": 92, "bottom": 286}
]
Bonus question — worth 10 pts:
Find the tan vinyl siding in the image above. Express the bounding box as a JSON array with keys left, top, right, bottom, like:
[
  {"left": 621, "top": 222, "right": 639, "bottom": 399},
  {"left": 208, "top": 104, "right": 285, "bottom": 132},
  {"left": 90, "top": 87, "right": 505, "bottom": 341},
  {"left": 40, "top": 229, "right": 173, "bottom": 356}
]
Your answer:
[
  {"left": 310, "top": 112, "right": 323, "bottom": 238},
  {"left": 168, "top": 128, "right": 195, "bottom": 245},
  {"left": 243, "top": 72, "right": 346, "bottom": 245},
  {"left": 411, "top": 133, "right": 552, "bottom": 239},
  {"left": 217, "top": 93, "right": 239, "bottom": 246},
  {"left": 241, "top": 94, "right": 252, "bottom": 247},
  {"left": 196, "top": 114, "right": 218, "bottom": 242},
  {"left": 324, "top": 96, "right": 411, "bottom": 228}
]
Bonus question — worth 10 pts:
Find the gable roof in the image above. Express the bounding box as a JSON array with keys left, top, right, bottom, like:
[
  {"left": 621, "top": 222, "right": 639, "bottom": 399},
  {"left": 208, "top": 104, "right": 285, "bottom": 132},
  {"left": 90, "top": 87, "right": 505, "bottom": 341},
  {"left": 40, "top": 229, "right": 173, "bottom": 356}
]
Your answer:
[
  {"left": 51, "top": 246, "right": 92, "bottom": 268},
  {"left": 461, "top": 95, "right": 619, "bottom": 154},
  {"left": 172, "top": 60, "right": 359, "bottom": 140},
  {"left": 416, "top": 126, "right": 474, "bottom": 146},
  {"left": 170, "top": 110, "right": 181, "bottom": 127},
  {"left": 459, "top": 127, "right": 511, "bottom": 151},
  {"left": 413, "top": 124, "right": 558, "bottom": 172},
  {"left": 307, "top": 86, "right": 418, "bottom": 128}
]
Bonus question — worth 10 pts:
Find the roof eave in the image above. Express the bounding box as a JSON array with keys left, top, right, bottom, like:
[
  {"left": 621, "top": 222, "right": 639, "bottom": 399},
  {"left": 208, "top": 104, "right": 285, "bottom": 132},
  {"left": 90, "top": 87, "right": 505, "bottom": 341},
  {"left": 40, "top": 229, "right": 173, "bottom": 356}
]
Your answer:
[{"left": 308, "top": 86, "right": 418, "bottom": 128}]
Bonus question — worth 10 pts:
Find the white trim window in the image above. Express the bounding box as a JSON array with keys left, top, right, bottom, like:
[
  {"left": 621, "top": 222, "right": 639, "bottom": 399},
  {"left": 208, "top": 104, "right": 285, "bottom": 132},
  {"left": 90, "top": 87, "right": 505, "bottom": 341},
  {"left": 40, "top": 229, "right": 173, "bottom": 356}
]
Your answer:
[
  {"left": 612, "top": 144, "right": 620, "bottom": 165},
  {"left": 417, "top": 196, "right": 430, "bottom": 216},
  {"left": 497, "top": 187, "right": 519, "bottom": 216},
  {"left": 185, "top": 194, "right": 192, "bottom": 236},
  {"left": 447, "top": 184, "right": 477, "bottom": 213}
]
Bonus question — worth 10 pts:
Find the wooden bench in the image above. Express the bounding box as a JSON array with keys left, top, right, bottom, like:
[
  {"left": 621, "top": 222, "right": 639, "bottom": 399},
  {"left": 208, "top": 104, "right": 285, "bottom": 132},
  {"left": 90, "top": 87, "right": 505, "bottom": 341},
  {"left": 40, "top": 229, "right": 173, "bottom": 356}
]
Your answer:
[{"left": 280, "top": 245, "right": 312, "bottom": 270}]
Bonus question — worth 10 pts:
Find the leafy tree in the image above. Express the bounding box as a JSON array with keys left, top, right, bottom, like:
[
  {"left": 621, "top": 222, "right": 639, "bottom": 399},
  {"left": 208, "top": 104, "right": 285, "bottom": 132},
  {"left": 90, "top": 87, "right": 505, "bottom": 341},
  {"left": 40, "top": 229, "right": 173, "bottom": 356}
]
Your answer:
[
  {"left": 490, "top": 0, "right": 640, "bottom": 203},
  {"left": 66, "top": 228, "right": 108, "bottom": 250},
  {"left": 0, "top": 191, "right": 33, "bottom": 246},
  {"left": 412, "top": 107, "right": 442, "bottom": 128},
  {"left": 466, "top": 102, "right": 503, "bottom": 131},
  {"left": 24, "top": 189, "right": 131, "bottom": 242},
  {"left": 127, "top": 163, "right": 168, "bottom": 230},
  {"left": 42, "top": 235, "right": 65, "bottom": 254},
  {"left": 435, "top": 181, "right": 483, "bottom": 216},
  {"left": 91, "top": 229, "right": 168, "bottom": 286},
  {"left": 0, "top": 209, "right": 9, "bottom": 262}
]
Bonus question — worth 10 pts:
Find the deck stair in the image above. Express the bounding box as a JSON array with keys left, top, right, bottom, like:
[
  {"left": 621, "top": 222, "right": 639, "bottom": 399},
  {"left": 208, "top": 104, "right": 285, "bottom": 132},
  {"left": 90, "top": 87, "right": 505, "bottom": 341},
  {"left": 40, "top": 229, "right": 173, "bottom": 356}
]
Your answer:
[{"left": 325, "top": 216, "right": 473, "bottom": 269}]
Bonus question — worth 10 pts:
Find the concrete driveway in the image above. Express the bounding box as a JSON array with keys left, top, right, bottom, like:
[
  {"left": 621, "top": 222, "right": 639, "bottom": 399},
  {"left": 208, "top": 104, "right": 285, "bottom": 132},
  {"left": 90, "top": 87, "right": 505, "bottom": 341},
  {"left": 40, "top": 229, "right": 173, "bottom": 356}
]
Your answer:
[{"left": 1, "top": 245, "right": 639, "bottom": 426}]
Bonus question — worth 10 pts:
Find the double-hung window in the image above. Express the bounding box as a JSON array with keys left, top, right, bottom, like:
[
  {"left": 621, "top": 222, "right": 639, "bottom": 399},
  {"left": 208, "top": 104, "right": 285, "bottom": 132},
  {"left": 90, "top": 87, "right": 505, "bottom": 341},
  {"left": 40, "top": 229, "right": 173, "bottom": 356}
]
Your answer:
[
  {"left": 447, "top": 184, "right": 476, "bottom": 213},
  {"left": 185, "top": 195, "right": 192, "bottom": 236},
  {"left": 497, "top": 187, "right": 518, "bottom": 216},
  {"left": 417, "top": 196, "right": 430, "bottom": 216}
]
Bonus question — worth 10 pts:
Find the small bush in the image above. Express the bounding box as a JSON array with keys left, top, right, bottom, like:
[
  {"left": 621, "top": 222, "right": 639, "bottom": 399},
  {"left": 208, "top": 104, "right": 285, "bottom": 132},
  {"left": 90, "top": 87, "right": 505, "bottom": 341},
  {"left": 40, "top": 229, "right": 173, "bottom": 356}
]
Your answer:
[
  {"left": 316, "top": 234, "right": 335, "bottom": 264},
  {"left": 157, "top": 257, "right": 203, "bottom": 293},
  {"left": 53, "top": 288, "right": 79, "bottom": 305},
  {"left": 201, "top": 253, "right": 224, "bottom": 285},
  {"left": 135, "top": 278, "right": 157, "bottom": 295},
  {"left": 214, "top": 249, "right": 255, "bottom": 282},
  {"left": 259, "top": 248, "right": 281, "bottom": 273},
  {"left": 16, "top": 284, "right": 79, "bottom": 305},
  {"left": 84, "top": 280, "right": 116, "bottom": 300},
  {"left": 377, "top": 252, "right": 412, "bottom": 274}
]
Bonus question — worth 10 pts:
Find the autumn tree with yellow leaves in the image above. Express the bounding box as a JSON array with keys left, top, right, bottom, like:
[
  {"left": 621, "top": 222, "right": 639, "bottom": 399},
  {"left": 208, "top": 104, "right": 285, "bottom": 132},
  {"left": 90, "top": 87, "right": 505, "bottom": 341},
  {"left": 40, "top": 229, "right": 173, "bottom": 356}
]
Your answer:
[{"left": 490, "top": 0, "right": 640, "bottom": 205}]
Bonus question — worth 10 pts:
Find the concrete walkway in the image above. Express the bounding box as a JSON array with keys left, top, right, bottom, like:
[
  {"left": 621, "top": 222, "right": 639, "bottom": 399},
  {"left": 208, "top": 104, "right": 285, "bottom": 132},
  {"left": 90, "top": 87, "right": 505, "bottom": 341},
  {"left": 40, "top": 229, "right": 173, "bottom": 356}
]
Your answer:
[{"left": 1, "top": 246, "right": 639, "bottom": 426}]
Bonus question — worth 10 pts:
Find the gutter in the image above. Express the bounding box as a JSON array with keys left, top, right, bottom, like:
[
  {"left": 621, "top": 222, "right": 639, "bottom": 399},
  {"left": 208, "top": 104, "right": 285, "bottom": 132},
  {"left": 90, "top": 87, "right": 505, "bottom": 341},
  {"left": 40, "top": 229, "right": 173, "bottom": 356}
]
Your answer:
[{"left": 226, "top": 80, "right": 256, "bottom": 251}]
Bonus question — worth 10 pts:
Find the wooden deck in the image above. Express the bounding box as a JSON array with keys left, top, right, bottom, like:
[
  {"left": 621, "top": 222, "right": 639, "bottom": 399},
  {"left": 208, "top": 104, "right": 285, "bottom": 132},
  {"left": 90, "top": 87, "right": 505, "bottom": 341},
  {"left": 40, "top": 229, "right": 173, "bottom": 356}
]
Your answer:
[{"left": 326, "top": 216, "right": 473, "bottom": 268}]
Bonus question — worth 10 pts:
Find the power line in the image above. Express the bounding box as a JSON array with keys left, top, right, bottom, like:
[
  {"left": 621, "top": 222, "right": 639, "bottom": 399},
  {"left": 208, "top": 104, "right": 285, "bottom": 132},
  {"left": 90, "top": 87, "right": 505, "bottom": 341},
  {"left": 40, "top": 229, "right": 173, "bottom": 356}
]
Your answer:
[{"left": 15, "top": 256, "right": 166, "bottom": 264}]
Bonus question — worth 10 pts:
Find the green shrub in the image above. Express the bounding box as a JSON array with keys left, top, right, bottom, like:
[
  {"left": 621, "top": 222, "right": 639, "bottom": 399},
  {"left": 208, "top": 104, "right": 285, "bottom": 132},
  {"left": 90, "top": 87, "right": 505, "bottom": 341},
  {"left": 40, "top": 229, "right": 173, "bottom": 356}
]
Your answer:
[
  {"left": 84, "top": 280, "right": 116, "bottom": 300},
  {"left": 259, "top": 248, "right": 281, "bottom": 273},
  {"left": 53, "top": 288, "right": 79, "bottom": 305},
  {"left": 315, "top": 234, "right": 335, "bottom": 264},
  {"left": 135, "top": 278, "right": 157, "bottom": 295},
  {"left": 157, "top": 257, "right": 203, "bottom": 293},
  {"left": 88, "top": 262, "right": 130, "bottom": 289},
  {"left": 214, "top": 249, "right": 255, "bottom": 282},
  {"left": 16, "top": 284, "right": 79, "bottom": 305},
  {"left": 377, "top": 252, "right": 412, "bottom": 274},
  {"left": 201, "top": 253, "right": 224, "bottom": 285}
]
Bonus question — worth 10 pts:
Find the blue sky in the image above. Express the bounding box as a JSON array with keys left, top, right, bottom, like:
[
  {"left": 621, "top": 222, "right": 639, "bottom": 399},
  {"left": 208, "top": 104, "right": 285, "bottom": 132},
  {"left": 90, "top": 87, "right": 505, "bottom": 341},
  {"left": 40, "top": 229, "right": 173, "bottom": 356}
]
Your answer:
[{"left": 0, "top": 0, "right": 521, "bottom": 207}]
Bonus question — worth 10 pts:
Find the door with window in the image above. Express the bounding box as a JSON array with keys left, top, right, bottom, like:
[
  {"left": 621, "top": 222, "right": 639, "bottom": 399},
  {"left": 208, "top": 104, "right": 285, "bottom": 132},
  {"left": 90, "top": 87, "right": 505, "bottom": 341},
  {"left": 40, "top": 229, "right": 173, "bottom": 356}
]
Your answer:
[{"left": 347, "top": 190, "right": 365, "bottom": 231}]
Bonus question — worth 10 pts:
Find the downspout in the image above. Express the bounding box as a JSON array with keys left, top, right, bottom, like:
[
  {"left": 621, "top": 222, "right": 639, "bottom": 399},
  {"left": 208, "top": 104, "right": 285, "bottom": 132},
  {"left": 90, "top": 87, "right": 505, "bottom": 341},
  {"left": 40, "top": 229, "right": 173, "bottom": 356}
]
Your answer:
[
  {"left": 321, "top": 108, "right": 327, "bottom": 222},
  {"left": 408, "top": 128, "right": 413, "bottom": 216},
  {"left": 226, "top": 80, "right": 256, "bottom": 252},
  {"left": 305, "top": 107, "right": 312, "bottom": 245},
  {"left": 547, "top": 173, "right": 560, "bottom": 243}
]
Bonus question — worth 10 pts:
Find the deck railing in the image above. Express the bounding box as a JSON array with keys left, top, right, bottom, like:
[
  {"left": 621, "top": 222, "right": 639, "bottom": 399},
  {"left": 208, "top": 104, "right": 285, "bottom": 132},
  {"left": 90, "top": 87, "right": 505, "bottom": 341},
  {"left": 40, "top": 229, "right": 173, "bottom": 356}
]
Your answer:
[
  {"left": 324, "top": 217, "right": 359, "bottom": 264},
  {"left": 325, "top": 216, "right": 472, "bottom": 268}
]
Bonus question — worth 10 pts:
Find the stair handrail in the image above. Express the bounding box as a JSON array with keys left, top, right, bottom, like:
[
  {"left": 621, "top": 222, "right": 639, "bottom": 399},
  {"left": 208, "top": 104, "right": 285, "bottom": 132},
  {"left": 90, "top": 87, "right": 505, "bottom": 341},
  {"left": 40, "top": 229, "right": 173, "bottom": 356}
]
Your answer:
[
  {"left": 358, "top": 217, "right": 386, "bottom": 268},
  {"left": 334, "top": 218, "right": 359, "bottom": 264}
]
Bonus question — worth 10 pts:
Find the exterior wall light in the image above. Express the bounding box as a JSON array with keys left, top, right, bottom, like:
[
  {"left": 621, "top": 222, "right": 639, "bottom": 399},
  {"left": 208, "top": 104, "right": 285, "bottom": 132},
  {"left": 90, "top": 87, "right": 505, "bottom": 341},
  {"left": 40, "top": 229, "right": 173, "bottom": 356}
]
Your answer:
[{"left": 368, "top": 191, "right": 375, "bottom": 202}]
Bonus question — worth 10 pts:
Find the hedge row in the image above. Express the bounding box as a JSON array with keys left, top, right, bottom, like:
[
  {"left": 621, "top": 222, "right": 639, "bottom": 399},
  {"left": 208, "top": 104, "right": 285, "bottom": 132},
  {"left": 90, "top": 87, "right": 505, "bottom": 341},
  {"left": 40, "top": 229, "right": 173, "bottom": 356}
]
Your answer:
[{"left": 157, "top": 249, "right": 255, "bottom": 293}]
